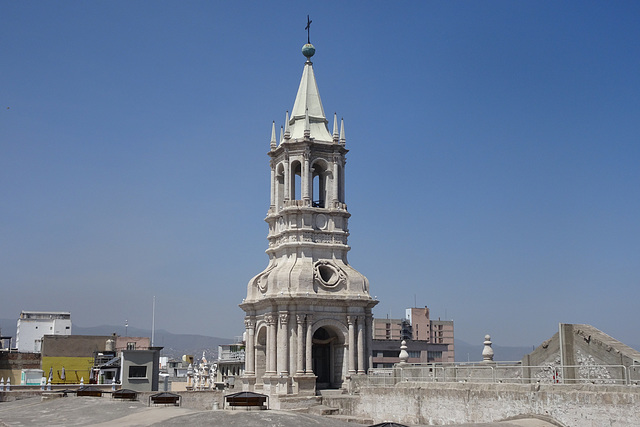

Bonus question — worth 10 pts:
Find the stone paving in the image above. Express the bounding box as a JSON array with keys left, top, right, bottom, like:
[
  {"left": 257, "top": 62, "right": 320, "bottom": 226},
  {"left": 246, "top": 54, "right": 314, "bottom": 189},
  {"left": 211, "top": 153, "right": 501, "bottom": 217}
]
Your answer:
[{"left": 0, "top": 396, "right": 559, "bottom": 427}]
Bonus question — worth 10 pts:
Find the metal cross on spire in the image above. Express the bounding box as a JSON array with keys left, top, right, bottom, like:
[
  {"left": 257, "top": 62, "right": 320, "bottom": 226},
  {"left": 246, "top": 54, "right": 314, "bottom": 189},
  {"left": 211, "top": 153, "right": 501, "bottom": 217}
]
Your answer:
[{"left": 305, "top": 15, "right": 312, "bottom": 44}]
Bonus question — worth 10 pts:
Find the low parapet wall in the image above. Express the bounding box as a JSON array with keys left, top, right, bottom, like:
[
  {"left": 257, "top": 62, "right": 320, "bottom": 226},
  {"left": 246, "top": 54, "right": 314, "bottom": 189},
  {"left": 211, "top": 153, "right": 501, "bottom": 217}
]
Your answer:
[
  {"left": 323, "top": 382, "right": 640, "bottom": 427},
  {"left": 0, "top": 387, "right": 225, "bottom": 409}
]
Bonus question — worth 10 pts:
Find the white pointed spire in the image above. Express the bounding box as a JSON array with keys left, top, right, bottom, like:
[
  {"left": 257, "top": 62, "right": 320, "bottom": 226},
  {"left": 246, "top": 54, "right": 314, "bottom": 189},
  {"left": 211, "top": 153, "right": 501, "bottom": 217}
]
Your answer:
[
  {"left": 332, "top": 112, "right": 339, "bottom": 143},
  {"left": 288, "top": 56, "right": 332, "bottom": 142},
  {"left": 339, "top": 117, "right": 345, "bottom": 144},
  {"left": 279, "top": 125, "right": 284, "bottom": 145},
  {"left": 270, "top": 121, "right": 276, "bottom": 149},
  {"left": 284, "top": 111, "right": 290, "bottom": 140}
]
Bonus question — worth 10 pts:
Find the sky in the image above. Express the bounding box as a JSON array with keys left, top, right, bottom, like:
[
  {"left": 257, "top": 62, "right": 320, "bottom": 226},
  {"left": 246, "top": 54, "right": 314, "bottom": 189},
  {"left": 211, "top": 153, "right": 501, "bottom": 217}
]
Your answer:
[{"left": 2, "top": 1, "right": 639, "bottom": 349}]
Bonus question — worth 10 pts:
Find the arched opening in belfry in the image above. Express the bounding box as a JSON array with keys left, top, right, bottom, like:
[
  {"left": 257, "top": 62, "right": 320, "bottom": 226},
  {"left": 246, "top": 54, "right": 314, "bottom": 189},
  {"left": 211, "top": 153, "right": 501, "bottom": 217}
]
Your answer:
[
  {"left": 291, "top": 160, "right": 302, "bottom": 200},
  {"left": 312, "top": 325, "right": 345, "bottom": 389},
  {"left": 338, "top": 163, "right": 345, "bottom": 203},
  {"left": 255, "top": 325, "right": 267, "bottom": 386},
  {"left": 311, "top": 160, "right": 328, "bottom": 208},
  {"left": 275, "top": 163, "right": 285, "bottom": 210}
]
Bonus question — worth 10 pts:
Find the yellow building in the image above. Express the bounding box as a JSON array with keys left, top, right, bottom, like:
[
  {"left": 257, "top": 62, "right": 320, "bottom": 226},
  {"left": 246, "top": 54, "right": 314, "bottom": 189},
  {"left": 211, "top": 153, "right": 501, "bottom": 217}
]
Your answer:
[{"left": 41, "top": 335, "right": 110, "bottom": 384}]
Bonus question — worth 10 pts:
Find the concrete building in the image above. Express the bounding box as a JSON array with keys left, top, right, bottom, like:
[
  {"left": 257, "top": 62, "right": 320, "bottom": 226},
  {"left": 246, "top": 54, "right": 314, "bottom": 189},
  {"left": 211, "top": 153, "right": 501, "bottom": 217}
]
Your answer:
[
  {"left": 405, "top": 307, "right": 454, "bottom": 348},
  {"left": 240, "top": 40, "right": 377, "bottom": 396},
  {"left": 372, "top": 306, "right": 455, "bottom": 364},
  {"left": 371, "top": 339, "right": 450, "bottom": 368},
  {"left": 115, "top": 336, "right": 150, "bottom": 351},
  {"left": 160, "top": 356, "right": 190, "bottom": 378},
  {"left": 216, "top": 340, "right": 245, "bottom": 383},
  {"left": 16, "top": 311, "right": 71, "bottom": 353},
  {"left": 120, "top": 347, "right": 162, "bottom": 392}
]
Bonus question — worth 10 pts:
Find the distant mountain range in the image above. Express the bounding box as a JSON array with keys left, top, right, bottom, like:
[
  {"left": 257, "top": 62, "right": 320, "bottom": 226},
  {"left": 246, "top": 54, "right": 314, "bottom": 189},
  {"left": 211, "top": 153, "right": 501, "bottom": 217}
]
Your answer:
[
  {"left": 0, "top": 319, "right": 232, "bottom": 361},
  {"left": 72, "top": 324, "right": 233, "bottom": 360}
]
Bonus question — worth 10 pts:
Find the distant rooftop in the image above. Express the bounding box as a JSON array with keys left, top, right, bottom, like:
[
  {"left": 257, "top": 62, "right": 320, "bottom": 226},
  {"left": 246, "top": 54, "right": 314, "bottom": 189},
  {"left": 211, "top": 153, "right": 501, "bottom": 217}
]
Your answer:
[{"left": 19, "top": 311, "right": 71, "bottom": 319}]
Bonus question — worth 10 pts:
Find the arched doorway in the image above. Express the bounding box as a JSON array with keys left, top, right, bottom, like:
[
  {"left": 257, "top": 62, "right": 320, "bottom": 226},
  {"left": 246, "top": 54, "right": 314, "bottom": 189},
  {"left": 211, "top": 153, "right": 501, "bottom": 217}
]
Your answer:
[
  {"left": 312, "top": 326, "right": 345, "bottom": 389},
  {"left": 254, "top": 325, "right": 267, "bottom": 387}
]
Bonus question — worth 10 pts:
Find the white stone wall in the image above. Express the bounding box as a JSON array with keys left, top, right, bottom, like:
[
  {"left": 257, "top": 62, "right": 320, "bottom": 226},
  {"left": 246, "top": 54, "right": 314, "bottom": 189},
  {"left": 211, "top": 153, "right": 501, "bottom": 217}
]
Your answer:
[{"left": 324, "top": 383, "right": 640, "bottom": 426}]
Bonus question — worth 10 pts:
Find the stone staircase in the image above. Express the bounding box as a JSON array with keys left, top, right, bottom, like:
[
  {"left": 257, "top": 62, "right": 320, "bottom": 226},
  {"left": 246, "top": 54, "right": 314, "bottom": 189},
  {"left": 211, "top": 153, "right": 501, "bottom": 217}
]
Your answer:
[{"left": 276, "top": 389, "right": 373, "bottom": 424}]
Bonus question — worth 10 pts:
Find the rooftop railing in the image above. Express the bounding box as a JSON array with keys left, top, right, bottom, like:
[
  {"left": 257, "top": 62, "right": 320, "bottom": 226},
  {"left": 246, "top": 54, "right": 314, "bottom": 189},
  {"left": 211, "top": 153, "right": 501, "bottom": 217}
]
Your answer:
[{"left": 366, "top": 362, "right": 640, "bottom": 387}]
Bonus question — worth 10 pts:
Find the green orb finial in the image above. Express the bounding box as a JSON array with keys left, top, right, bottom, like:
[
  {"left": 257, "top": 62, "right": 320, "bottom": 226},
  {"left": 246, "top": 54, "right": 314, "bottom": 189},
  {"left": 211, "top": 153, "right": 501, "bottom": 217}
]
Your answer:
[{"left": 302, "top": 43, "right": 315, "bottom": 59}]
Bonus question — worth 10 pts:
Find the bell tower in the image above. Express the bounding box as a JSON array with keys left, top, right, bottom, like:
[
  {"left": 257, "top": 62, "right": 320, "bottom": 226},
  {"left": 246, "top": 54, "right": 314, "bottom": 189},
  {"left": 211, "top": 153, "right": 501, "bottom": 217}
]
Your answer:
[{"left": 240, "top": 39, "right": 377, "bottom": 396}]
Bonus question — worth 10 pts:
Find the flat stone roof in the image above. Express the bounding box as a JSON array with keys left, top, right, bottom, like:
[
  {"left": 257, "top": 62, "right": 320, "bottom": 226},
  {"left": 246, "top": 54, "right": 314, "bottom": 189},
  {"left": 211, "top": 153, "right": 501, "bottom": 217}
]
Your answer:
[{"left": 0, "top": 396, "right": 560, "bottom": 427}]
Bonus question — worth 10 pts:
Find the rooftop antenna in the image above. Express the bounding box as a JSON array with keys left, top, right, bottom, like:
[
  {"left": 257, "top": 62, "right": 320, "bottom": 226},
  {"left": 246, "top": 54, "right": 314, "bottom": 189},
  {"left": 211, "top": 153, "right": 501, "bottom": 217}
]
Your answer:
[
  {"left": 151, "top": 296, "right": 156, "bottom": 347},
  {"left": 125, "top": 319, "right": 128, "bottom": 337},
  {"left": 305, "top": 15, "right": 312, "bottom": 44}
]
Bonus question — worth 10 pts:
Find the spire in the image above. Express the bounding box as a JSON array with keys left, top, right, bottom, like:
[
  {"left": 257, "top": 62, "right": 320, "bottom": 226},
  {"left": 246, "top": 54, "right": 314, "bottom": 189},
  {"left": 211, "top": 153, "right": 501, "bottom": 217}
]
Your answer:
[
  {"left": 279, "top": 125, "right": 284, "bottom": 145},
  {"left": 270, "top": 121, "right": 276, "bottom": 150},
  {"left": 284, "top": 110, "right": 290, "bottom": 140},
  {"left": 287, "top": 45, "right": 333, "bottom": 142},
  {"left": 332, "top": 112, "right": 339, "bottom": 143},
  {"left": 339, "top": 117, "right": 345, "bottom": 144}
]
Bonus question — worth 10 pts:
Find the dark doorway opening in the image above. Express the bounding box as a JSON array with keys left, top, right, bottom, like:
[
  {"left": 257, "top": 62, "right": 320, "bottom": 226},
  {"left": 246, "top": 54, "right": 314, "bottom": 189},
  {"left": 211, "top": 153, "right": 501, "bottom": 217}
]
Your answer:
[{"left": 312, "top": 327, "right": 334, "bottom": 389}]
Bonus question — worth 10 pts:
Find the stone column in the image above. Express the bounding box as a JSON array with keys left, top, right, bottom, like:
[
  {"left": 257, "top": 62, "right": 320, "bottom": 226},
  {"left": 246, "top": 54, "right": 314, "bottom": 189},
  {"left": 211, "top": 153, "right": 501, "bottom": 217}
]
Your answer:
[
  {"left": 357, "top": 316, "right": 365, "bottom": 374},
  {"left": 302, "top": 150, "right": 310, "bottom": 203},
  {"left": 289, "top": 316, "right": 296, "bottom": 375},
  {"left": 266, "top": 314, "right": 277, "bottom": 374},
  {"left": 347, "top": 315, "right": 356, "bottom": 374},
  {"left": 284, "top": 156, "right": 290, "bottom": 201},
  {"left": 244, "top": 317, "right": 256, "bottom": 375},
  {"left": 264, "top": 317, "right": 271, "bottom": 374},
  {"left": 339, "top": 158, "right": 345, "bottom": 203},
  {"left": 366, "top": 313, "right": 373, "bottom": 372},
  {"left": 332, "top": 155, "right": 339, "bottom": 204},
  {"left": 305, "top": 314, "right": 314, "bottom": 374},
  {"left": 296, "top": 314, "right": 305, "bottom": 374},
  {"left": 277, "top": 312, "right": 289, "bottom": 375},
  {"left": 269, "top": 160, "right": 275, "bottom": 208}
]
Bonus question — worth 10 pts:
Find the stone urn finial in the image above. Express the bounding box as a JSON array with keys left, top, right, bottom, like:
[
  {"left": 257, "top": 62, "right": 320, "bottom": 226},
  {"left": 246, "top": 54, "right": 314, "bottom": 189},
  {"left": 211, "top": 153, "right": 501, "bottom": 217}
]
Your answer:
[
  {"left": 482, "top": 334, "right": 494, "bottom": 363},
  {"left": 399, "top": 340, "right": 409, "bottom": 364}
]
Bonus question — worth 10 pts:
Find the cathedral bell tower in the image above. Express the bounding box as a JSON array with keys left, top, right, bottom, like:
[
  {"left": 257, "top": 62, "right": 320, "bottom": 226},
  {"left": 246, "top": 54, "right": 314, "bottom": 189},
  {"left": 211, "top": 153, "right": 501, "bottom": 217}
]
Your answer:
[{"left": 240, "top": 39, "right": 377, "bottom": 396}]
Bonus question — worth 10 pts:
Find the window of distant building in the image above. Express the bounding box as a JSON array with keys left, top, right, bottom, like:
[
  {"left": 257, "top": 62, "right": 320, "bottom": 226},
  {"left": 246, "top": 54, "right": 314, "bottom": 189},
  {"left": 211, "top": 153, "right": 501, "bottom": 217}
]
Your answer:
[
  {"left": 128, "top": 366, "right": 147, "bottom": 378},
  {"left": 127, "top": 342, "right": 136, "bottom": 350},
  {"left": 408, "top": 351, "right": 420, "bottom": 358},
  {"left": 427, "top": 351, "right": 442, "bottom": 361}
]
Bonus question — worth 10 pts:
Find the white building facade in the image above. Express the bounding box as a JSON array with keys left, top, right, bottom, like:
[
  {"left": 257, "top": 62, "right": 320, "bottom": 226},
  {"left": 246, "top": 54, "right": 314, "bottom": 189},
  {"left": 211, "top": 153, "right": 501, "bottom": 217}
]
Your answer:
[
  {"left": 240, "top": 42, "right": 377, "bottom": 396},
  {"left": 16, "top": 311, "right": 72, "bottom": 353}
]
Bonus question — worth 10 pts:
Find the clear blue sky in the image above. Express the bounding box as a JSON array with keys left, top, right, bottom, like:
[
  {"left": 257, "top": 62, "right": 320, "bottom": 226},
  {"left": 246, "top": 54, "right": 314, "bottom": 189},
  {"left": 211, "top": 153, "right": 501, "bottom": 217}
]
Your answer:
[{"left": 2, "top": 1, "right": 638, "bottom": 349}]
